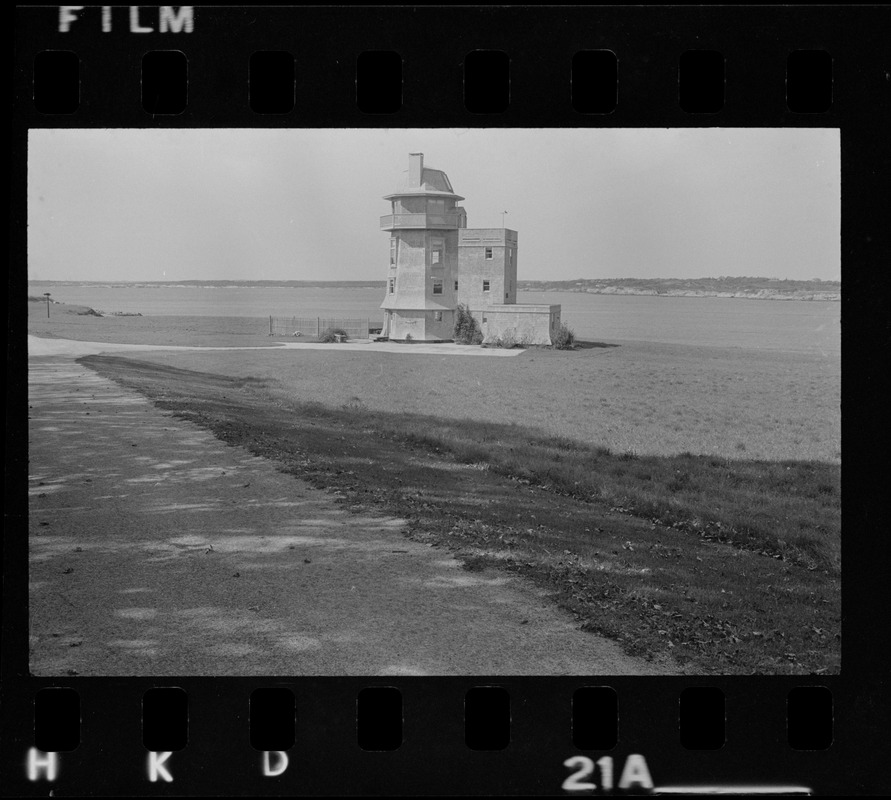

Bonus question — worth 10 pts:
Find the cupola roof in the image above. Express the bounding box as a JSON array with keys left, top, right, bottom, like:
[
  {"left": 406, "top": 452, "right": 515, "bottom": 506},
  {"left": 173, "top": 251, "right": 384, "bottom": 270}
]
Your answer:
[{"left": 383, "top": 153, "right": 465, "bottom": 201}]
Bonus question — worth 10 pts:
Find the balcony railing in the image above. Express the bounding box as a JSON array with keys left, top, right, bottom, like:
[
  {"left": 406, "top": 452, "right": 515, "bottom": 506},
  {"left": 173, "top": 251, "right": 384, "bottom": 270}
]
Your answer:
[{"left": 380, "top": 213, "right": 463, "bottom": 230}]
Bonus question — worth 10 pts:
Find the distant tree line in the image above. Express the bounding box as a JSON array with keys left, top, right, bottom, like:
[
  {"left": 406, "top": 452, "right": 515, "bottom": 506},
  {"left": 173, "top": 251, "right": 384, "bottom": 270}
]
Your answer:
[{"left": 516, "top": 276, "right": 840, "bottom": 298}]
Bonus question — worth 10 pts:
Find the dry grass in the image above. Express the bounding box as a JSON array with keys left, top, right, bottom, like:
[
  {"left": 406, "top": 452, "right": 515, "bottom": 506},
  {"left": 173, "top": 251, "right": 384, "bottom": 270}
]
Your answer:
[
  {"left": 99, "top": 338, "right": 839, "bottom": 466},
  {"left": 28, "top": 302, "right": 840, "bottom": 467},
  {"left": 27, "top": 303, "right": 280, "bottom": 347}
]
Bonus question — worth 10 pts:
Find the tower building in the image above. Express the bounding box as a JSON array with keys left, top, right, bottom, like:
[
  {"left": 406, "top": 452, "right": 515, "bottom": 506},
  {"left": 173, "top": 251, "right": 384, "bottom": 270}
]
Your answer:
[{"left": 380, "top": 153, "right": 560, "bottom": 344}]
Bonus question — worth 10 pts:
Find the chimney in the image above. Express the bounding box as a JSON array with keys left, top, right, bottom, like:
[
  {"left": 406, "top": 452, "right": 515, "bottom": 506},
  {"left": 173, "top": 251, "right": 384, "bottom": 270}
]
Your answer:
[{"left": 408, "top": 153, "right": 424, "bottom": 187}]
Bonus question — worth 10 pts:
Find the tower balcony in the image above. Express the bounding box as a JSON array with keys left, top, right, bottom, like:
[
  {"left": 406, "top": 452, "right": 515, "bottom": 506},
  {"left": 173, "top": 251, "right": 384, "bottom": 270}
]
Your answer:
[{"left": 380, "top": 212, "right": 464, "bottom": 231}]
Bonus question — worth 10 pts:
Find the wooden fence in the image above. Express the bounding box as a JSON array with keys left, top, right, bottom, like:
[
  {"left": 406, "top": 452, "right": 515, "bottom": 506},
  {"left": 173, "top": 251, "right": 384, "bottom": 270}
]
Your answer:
[{"left": 269, "top": 317, "right": 371, "bottom": 339}]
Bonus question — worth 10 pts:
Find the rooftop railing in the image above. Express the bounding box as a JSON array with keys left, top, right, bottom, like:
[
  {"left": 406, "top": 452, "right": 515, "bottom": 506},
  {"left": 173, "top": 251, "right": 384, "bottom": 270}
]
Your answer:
[{"left": 380, "top": 213, "right": 463, "bottom": 230}]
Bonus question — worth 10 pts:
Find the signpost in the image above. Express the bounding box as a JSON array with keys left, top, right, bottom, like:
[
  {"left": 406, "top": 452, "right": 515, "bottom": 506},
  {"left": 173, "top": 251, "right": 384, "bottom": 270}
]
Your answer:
[{"left": 43, "top": 292, "right": 51, "bottom": 318}]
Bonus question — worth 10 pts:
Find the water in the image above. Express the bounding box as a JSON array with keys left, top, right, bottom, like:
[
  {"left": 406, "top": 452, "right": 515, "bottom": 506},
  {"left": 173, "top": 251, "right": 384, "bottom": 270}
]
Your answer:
[
  {"left": 520, "top": 291, "right": 839, "bottom": 356},
  {"left": 32, "top": 284, "right": 387, "bottom": 320},
  {"left": 30, "top": 283, "right": 839, "bottom": 356}
]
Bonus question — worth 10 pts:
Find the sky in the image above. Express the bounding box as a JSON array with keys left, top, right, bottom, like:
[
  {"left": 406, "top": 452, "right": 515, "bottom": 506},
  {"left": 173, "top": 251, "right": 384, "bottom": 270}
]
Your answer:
[{"left": 27, "top": 128, "right": 840, "bottom": 283}]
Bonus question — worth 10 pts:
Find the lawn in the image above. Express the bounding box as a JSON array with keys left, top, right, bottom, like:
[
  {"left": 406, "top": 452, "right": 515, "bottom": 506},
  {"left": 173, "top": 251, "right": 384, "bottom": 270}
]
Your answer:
[
  {"left": 103, "top": 338, "right": 840, "bottom": 465},
  {"left": 27, "top": 300, "right": 840, "bottom": 468}
]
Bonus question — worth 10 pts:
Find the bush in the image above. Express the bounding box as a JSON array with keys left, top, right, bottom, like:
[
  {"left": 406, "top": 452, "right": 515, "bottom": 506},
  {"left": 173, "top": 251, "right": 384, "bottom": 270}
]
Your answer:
[
  {"left": 552, "top": 322, "right": 576, "bottom": 350},
  {"left": 453, "top": 303, "right": 483, "bottom": 345},
  {"left": 490, "top": 328, "right": 518, "bottom": 349},
  {"left": 318, "top": 327, "right": 348, "bottom": 343},
  {"left": 404, "top": 333, "right": 414, "bottom": 343},
  {"left": 502, "top": 328, "right": 519, "bottom": 348}
]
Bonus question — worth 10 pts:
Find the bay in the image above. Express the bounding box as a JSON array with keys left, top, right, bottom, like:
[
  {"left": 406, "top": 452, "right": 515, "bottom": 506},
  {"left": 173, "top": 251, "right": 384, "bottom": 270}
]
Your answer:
[
  {"left": 520, "top": 291, "right": 839, "bottom": 356},
  {"left": 29, "top": 283, "right": 839, "bottom": 356}
]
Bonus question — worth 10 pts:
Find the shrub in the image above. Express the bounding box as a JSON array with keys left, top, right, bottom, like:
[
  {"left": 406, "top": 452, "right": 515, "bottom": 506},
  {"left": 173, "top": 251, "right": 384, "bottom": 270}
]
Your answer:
[
  {"left": 499, "top": 328, "right": 518, "bottom": 348},
  {"left": 404, "top": 333, "right": 414, "bottom": 343},
  {"left": 489, "top": 328, "right": 519, "bottom": 349},
  {"left": 453, "top": 303, "right": 483, "bottom": 345},
  {"left": 552, "top": 322, "right": 576, "bottom": 350},
  {"left": 318, "top": 327, "right": 348, "bottom": 343}
]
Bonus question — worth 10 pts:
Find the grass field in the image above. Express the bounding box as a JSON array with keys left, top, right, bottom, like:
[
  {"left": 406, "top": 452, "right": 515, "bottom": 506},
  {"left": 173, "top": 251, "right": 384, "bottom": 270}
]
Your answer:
[
  {"left": 27, "top": 302, "right": 281, "bottom": 347},
  {"left": 105, "top": 341, "right": 840, "bottom": 464},
  {"left": 27, "top": 301, "right": 841, "bottom": 465},
  {"left": 29, "top": 302, "right": 841, "bottom": 673}
]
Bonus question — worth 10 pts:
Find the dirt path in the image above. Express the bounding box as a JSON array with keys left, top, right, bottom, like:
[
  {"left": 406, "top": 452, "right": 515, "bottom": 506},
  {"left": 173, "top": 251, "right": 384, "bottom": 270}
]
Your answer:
[
  {"left": 27, "top": 334, "right": 523, "bottom": 357},
  {"left": 28, "top": 352, "right": 665, "bottom": 676}
]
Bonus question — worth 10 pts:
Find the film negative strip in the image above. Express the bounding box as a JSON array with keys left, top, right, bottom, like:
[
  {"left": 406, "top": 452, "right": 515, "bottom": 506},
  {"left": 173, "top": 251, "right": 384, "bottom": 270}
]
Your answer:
[{"left": 7, "top": 4, "right": 889, "bottom": 796}]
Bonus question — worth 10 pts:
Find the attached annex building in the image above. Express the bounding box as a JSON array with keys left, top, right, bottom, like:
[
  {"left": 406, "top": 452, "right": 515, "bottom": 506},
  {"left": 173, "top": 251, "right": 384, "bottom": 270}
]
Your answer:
[{"left": 380, "top": 153, "right": 561, "bottom": 344}]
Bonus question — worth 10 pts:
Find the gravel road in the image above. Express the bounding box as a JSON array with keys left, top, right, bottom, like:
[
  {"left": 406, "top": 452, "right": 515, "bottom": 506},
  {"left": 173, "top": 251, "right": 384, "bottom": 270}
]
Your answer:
[{"left": 28, "top": 339, "right": 665, "bottom": 675}]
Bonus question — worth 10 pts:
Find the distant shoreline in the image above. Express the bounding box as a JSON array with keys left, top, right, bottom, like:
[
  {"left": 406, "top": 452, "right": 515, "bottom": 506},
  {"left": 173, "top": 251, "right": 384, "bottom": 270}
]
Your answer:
[
  {"left": 516, "top": 277, "right": 840, "bottom": 302},
  {"left": 520, "top": 287, "right": 841, "bottom": 302},
  {"left": 28, "top": 277, "right": 840, "bottom": 302}
]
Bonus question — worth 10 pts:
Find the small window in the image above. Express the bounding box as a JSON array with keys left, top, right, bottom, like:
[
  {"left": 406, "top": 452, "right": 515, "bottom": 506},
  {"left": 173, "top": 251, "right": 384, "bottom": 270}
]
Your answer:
[
  {"left": 432, "top": 279, "right": 443, "bottom": 295},
  {"left": 431, "top": 237, "right": 444, "bottom": 266},
  {"left": 485, "top": 248, "right": 493, "bottom": 259},
  {"left": 454, "top": 280, "right": 459, "bottom": 291},
  {"left": 483, "top": 280, "right": 490, "bottom": 292},
  {"left": 482, "top": 316, "right": 487, "bottom": 323},
  {"left": 390, "top": 238, "right": 397, "bottom": 266},
  {"left": 509, "top": 250, "right": 514, "bottom": 266},
  {"left": 434, "top": 311, "right": 442, "bottom": 322},
  {"left": 389, "top": 278, "right": 395, "bottom": 294},
  {"left": 505, "top": 293, "right": 509, "bottom": 299}
]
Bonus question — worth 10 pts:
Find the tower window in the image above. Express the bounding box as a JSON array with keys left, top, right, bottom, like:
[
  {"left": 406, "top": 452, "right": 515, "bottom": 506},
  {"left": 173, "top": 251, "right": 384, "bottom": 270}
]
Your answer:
[
  {"left": 390, "top": 238, "right": 397, "bottom": 266},
  {"left": 483, "top": 280, "right": 490, "bottom": 292},
  {"left": 434, "top": 311, "right": 443, "bottom": 322},
  {"left": 485, "top": 248, "right": 493, "bottom": 259},
  {"left": 454, "top": 280, "right": 459, "bottom": 291},
  {"left": 431, "top": 237, "right": 444, "bottom": 266},
  {"left": 432, "top": 279, "right": 443, "bottom": 295},
  {"left": 389, "top": 278, "right": 395, "bottom": 294}
]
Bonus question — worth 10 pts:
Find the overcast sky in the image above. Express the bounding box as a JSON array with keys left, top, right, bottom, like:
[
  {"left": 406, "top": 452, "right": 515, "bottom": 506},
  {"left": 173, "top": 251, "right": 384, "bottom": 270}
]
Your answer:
[{"left": 28, "top": 128, "right": 840, "bottom": 283}]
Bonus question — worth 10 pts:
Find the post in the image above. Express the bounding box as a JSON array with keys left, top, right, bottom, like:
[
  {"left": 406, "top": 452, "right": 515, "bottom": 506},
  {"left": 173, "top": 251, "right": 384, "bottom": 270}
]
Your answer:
[
  {"left": 269, "top": 315, "right": 272, "bottom": 335},
  {"left": 317, "top": 317, "right": 320, "bottom": 337},
  {"left": 44, "top": 292, "right": 51, "bottom": 318}
]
